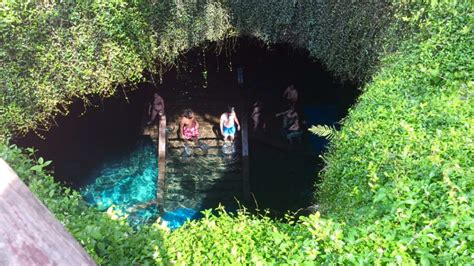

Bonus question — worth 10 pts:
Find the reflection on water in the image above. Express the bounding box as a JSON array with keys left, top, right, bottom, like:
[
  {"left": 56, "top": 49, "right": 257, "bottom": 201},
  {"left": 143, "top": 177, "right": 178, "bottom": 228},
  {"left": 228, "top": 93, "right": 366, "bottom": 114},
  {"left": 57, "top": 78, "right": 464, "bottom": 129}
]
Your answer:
[
  {"left": 80, "top": 137, "right": 160, "bottom": 227},
  {"left": 79, "top": 138, "right": 242, "bottom": 229},
  {"left": 164, "top": 146, "right": 242, "bottom": 215}
]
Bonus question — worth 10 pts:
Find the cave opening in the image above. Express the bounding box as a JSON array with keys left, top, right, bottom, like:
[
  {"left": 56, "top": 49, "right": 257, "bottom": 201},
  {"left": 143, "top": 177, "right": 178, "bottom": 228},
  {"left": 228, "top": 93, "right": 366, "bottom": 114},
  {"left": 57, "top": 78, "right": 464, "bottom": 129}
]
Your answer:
[{"left": 15, "top": 37, "right": 360, "bottom": 227}]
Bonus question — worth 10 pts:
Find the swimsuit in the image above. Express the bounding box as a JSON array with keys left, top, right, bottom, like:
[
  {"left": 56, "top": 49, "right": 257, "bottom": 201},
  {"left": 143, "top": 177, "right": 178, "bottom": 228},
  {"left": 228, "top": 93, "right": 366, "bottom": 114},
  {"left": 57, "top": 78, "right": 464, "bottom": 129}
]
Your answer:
[
  {"left": 222, "top": 113, "right": 237, "bottom": 137},
  {"left": 223, "top": 125, "right": 236, "bottom": 137},
  {"left": 183, "top": 122, "right": 199, "bottom": 139}
]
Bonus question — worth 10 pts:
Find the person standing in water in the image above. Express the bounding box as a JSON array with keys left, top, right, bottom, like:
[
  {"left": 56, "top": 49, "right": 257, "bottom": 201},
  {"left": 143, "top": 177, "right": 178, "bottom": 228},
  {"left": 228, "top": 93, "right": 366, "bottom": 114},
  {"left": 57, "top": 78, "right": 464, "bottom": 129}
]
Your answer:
[
  {"left": 147, "top": 92, "right": 165, "bottom": 125},
  {"left": 251, "top": 101, "right": 266, "bottom": 133},
  {"left": 276, "top": 106, "right": 302, "bottom": 144},
  {"left": 220, "top": 106, "right": 241, "bottom": 143},
  {"left": 180, "top": 109, "right": 200, "bottom": 146}
]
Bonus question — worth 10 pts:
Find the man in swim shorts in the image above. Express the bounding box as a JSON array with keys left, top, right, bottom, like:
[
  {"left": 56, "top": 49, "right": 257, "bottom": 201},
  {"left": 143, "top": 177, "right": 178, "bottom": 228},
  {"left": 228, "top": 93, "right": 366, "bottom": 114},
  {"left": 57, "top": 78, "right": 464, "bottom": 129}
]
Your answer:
[
  {"left": 180, "top": 109, "right": 199, "bottom": 146},
  {"left": 220, "top": 106, "right": 241, "bottom": 143}
]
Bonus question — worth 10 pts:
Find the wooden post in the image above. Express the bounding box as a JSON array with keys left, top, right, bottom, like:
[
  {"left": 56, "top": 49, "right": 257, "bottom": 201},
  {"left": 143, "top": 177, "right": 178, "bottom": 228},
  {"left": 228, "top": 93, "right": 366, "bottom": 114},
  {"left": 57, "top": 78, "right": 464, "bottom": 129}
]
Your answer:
[
  {"left": 0, "top": 159, "right": 95, "bottom": 265},
  {"left": 241, "top": 114, "right": 250, "bottom": 202},
  {"left": 157, "top": 115, "right": 167, "bottom": 212}
]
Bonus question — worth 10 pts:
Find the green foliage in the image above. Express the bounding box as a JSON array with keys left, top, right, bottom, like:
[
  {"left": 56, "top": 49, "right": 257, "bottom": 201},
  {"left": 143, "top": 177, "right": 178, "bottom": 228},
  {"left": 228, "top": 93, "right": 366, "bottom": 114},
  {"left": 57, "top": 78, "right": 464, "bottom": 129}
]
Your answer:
[
  {"left": 1, "top": 0, "right": 395, "bottom": 137},
  {"left": 0, "top": 141, "right": 170, "bottom": 265},
  {"left": 317, "top": 2, "right": 474, "bottom": 263},
  {"left": 1, "top": 0, "right": 473, "bottom": 265},
  {"left": 309, "top": 124, "right": 337, "bottom": 140},
  {"left": 0, "top": 1, "right": 233, "bottom": 137},
  {"left": 157, "top": 208, "right": 347, "bottom": 264},
  {"left": 228, "top": 0, "right": 395, "bottom": 81}
]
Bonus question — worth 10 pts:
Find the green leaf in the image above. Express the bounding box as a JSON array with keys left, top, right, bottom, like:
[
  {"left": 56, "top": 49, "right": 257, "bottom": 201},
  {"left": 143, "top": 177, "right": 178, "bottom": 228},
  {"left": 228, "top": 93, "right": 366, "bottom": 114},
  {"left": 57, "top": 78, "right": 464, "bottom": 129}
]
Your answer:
[{"left": 30, "top": 165, "right": 42, "bottom": 172}]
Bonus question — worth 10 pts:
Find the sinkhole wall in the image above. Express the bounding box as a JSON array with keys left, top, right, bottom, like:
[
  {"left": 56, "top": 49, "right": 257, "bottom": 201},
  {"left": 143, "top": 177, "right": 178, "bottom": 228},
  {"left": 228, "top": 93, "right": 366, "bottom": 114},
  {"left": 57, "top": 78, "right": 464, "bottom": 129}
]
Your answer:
[
  {"left": 1, "top": 0, "right": 393, "bottom": 137},
  {"left": 1, "top": 1, "right": 473, "bottom": 264}
]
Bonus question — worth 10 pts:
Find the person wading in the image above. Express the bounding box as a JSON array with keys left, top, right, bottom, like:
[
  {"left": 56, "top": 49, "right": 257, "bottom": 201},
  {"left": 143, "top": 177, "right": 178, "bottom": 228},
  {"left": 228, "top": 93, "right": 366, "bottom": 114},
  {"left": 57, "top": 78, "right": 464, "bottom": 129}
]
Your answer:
[
  {"left": 251, "top": 101, "right": 267, "bottom": 134},
  {"left": 276, "top": 106, "right": 302, "bottom": 144},
  {"left": 220, "top": 106, "right": 241, "bottom": 144}
]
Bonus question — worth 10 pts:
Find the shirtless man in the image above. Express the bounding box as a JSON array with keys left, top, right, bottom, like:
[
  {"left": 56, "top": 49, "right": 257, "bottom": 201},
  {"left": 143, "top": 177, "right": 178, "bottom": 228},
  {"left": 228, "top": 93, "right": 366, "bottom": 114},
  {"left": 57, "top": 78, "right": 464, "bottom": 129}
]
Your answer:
[
  {"left": 220, "top": 106, "right": 241, "bottom": 143},
  {"left": 276, "top": 106, "right": 302, "bottom": 144},
  {"left": 180, "top": 109, "right": 199, "bottom": 146},
  {"left": 147, "top": 92, "right": 165, "bottom": 125},
  {"left": 283, "top": 84, "right": 298, "bottom": 106}
]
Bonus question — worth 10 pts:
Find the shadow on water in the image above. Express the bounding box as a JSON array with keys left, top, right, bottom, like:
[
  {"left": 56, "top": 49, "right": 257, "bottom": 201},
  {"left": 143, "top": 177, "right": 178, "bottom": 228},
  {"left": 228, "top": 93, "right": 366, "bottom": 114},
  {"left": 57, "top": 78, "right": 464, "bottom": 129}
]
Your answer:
[{"left": 13, "top": 37, "right": 359, "bottom": 228}]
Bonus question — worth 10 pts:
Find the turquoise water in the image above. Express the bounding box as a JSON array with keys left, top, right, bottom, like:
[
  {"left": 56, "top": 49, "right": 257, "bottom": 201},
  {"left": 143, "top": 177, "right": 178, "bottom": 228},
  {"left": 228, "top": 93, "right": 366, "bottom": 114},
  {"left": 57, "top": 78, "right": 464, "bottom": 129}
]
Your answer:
[
  {"left": 162, "top": 208, "right": 201, "bottom": 229},
  {"left": 80, "top": 137, "right": 200, "bottom": 228},
  {"left": 80, "top": 138, "right": 161, "bottom": 227}
]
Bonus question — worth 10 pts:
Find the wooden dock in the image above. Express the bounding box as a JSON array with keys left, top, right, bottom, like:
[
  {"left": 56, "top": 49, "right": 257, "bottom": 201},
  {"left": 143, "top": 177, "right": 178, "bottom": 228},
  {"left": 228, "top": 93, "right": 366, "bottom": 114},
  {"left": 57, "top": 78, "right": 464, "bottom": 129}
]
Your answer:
[{"left": 0, "top": 159, "right": 95, "bottom": 265}]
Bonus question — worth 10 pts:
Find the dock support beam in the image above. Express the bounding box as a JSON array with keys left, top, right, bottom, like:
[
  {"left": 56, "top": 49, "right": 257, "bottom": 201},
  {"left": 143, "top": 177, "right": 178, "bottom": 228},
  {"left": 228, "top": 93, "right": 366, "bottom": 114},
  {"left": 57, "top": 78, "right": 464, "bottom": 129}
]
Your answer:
[
  {"left": 241, "top": 114, "right": 250, "bottom": 202},
  {"left": 157, "top": 115, "right": 167, "bottom": 212}
]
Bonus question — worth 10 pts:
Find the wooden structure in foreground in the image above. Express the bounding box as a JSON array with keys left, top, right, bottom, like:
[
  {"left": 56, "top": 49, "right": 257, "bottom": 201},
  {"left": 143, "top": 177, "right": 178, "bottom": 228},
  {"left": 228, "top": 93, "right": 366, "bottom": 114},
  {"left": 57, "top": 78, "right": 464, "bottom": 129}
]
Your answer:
[{"left": 0, "top": 159, "right": 95, "bottom": 266}]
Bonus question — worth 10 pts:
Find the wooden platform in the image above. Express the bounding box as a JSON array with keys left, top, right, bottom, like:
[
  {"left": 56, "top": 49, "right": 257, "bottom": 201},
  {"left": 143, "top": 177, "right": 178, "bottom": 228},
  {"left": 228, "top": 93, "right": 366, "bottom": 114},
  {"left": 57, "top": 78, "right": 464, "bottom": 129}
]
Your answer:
[{"left": 0, "top": 159, "right": 95, "bottom": 265}]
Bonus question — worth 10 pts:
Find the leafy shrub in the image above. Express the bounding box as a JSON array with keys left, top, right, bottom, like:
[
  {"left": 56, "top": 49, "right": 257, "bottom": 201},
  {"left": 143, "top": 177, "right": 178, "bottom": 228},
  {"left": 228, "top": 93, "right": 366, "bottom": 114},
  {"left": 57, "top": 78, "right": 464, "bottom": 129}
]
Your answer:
[
  {"left": 1, "top": 0, "right": 472, "bottom": 265},
  {"left": 2, "top": 0, "right": 395, "bottom": 138},
  {"left": 0, "top": 142, "right": 170, "bottom": 265},
  {"left": 317, "top": 2, "right": 474, "bottom": 263},
  {"left": 0, "top": 1, "right": 233, "bottom": 137}
]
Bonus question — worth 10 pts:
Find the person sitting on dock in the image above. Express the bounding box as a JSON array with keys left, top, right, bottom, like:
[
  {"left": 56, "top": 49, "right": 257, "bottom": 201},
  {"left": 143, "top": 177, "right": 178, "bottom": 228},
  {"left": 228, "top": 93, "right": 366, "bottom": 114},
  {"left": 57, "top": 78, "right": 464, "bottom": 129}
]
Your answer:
[
  {"left": 275, "top": 106, "right": 302, "bottom": 144},
  {"left": 147, "top": 92, "right": 165, "bottom": 125},
  {"left": 220, "top": 106, "right": 241, "bottom": 144},
  {"left": 283, "top": 84, "right": 298, "bottom": 107},
  {"left": 180, "top": 109, "right": 199, "bottom": 146}
]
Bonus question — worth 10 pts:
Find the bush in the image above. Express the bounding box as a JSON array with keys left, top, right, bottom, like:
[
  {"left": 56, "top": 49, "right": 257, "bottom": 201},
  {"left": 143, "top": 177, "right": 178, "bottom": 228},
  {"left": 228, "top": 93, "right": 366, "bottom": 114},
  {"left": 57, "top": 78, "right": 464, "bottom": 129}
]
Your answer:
[
  {"left": 0, "top": 1, "right": 233, "bottom": 137},
  {"left": 318, "top": 3, "right": 473, "bottom": 263},
  {"left": 1, "top": 1, "right": 472, "bottom": 264},
  {"left": 0, "top": 142, "right": 170, "bottom": 265}
]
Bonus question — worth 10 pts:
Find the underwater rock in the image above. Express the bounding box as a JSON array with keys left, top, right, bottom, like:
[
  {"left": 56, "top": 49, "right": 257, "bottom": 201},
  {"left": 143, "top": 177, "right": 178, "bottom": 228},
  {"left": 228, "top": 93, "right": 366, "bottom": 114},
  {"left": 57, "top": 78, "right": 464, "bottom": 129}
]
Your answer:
[
  {"left": 183, "top": 144, "right": 193, "bottom": 156},
  {"left": 221, "top": 142, "right": 235, "bottom": 155}
]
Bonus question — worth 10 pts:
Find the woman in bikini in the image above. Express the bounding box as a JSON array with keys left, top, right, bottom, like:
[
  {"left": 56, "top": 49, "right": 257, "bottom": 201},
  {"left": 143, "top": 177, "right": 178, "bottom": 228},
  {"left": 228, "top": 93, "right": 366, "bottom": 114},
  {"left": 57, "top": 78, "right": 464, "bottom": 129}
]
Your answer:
[
  {"left": 251, "top": 101, "right": 266, "bottom": 133},
  {"left": 147, "top": 92, "right": 165, "bottom": 125}
]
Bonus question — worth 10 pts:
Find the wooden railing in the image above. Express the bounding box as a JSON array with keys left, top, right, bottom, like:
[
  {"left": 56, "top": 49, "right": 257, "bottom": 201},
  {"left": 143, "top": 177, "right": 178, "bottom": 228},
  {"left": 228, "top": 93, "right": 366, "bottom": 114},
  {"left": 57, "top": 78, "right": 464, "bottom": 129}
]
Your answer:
[
  {"left": 0, "top": 159, "right": 95, "bottom": 265},
  {"left": 156, "top": 115, "right": 167, "bottom": 212},
  {"left": 241, "top": 113, "right": 250, "bottom": 201}
]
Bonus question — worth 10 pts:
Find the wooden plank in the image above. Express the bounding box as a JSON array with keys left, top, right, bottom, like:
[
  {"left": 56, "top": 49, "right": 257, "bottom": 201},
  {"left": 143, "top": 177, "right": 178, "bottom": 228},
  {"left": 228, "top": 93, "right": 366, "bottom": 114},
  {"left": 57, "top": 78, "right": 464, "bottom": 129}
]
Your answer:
[
  {"left": 156, "top": 115, "right": 167, "bottom": 212},
  {"left": 241, "top": 114, "right": 250, "bottom": 201},
  {"left": 0, "top": 159, "right": 95, "bottom": 266},
  {"left": 168, "top": 137, "right": 221, "bottom": 142}
]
